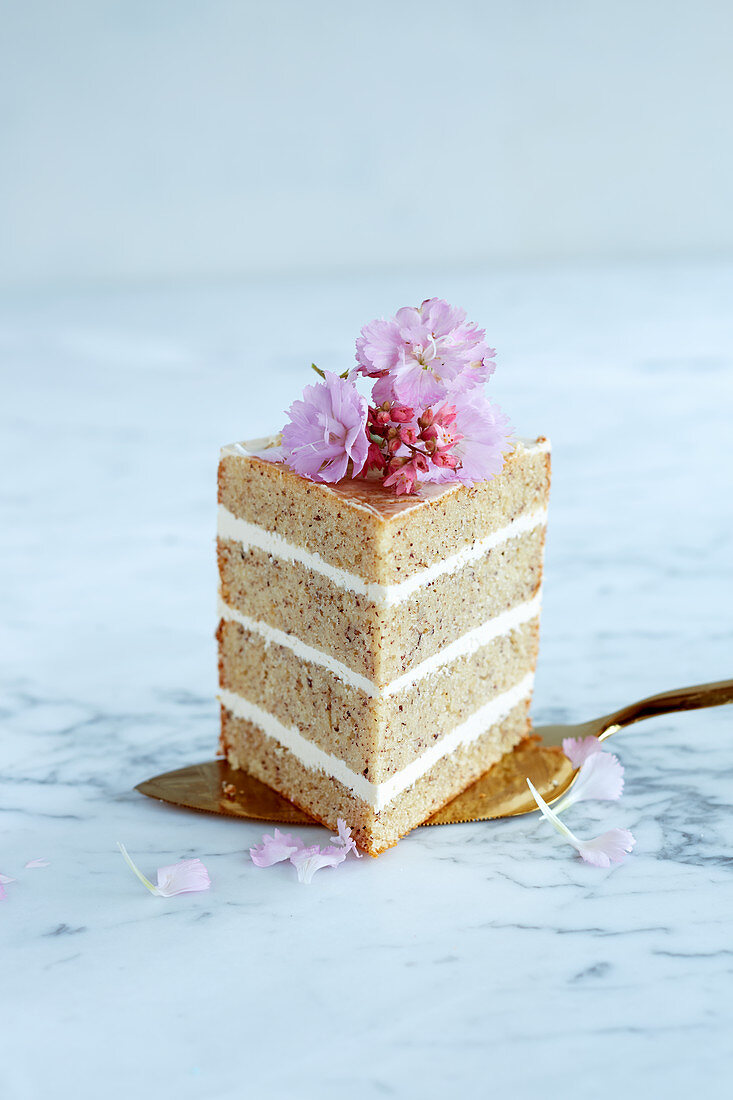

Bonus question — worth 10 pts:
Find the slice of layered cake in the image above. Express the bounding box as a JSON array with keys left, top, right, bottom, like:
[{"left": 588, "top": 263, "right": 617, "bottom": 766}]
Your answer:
[
  {"left": 216, "top": 298, "right": 550, "bottom": 854},
  {"left": 217, "top": 436, "right": 550, "bottom": 854}
]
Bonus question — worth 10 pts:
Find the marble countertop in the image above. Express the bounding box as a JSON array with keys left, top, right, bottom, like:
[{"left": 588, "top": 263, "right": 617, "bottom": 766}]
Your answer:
[{"left": 2, "top": 263, "right": 732, "bottom": 1099}]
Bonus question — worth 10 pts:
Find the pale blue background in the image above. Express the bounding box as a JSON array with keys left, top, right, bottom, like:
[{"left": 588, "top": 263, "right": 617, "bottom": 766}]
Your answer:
[{"left": 2, "top": 0, "right": 733, "bottom": 286}]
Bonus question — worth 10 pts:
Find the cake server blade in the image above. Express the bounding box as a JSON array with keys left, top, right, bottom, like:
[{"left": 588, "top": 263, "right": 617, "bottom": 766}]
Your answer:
[{"left": 135, "top": 678, "right": 733, "bottom": 828}]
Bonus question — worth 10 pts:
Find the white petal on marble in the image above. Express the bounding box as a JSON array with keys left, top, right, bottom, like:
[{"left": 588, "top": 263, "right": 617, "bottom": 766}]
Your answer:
[{"left": 1, "top": 265, "right": 732, "bottom": 1099}]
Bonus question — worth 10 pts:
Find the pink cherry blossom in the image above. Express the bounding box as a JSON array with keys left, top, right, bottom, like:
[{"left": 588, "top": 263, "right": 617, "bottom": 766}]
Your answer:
[
  {"left": 562, "top": 735, "right": 605, "bottom": 767},
  {"left": 250, "top": 828, "right": 305, "bottom": 867},
  {"left": 281, "top": 371, "right": 369, "bottom": 483},
  {"left": 0, "top": 872, "right": 15, "bottom": 900},
  {"left": 383, "top": 458, "right": 421, "bottom": 496},
  {"left": 356, "top": 298, "right": 496, "bottom": 406},
  {"left": 117, "top": 843, "right": 211, "bottom": 897},
  {"left": 526, "top": 779, "right": 636, "bottom": 868},
  {"left": 424, "top": 391, "right": 513, "bottom": 486}
]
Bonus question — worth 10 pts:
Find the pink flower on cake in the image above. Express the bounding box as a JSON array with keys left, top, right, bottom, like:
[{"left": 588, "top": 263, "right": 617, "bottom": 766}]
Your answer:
[
  {"left": 117, "top": 843, "right": 211, "bottom": 897},
  {"left": 383, "top": 457, "right": 421, "bottom": 496},
  {"left": 271, "top": 299, "right": 513, "bottom": 496},
  {"left": 363, "top": 439, "right": 387, "bottom": 474},
  {"left": 424, "top": 392, "right": 513, "bottom": 486},
  {"left": 355, "top": 298, "right": 496, "bottom": 406},
  {"left": 281, "top": 371, "right": 369, "bottom": 483},
  {"left": 250, "top": 828, "right": 305, "bottom": 867},
  {"left": 562, "top": 735, "right": 606, "bottom": 767},
  {"left": 526, "top": 779, "right": 635, "bottom": 868},
  {"left": 420, "top": 404, "right": 462, "bottom": 469}
]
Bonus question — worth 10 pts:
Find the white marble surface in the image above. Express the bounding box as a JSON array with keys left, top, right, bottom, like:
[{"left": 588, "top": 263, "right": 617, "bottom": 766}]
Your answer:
[{"left": 2, "top": 263, "right": 733, "bottom": 1099}]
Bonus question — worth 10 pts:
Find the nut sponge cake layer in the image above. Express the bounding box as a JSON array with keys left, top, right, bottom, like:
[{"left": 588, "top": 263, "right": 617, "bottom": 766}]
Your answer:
[{"left": 216, "top": 437, "right": 550, "bottom": 854}]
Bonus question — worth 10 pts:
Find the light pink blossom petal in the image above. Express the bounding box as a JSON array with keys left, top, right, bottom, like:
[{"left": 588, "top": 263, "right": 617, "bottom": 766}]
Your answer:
[
  {"left": 155, "top": 858, "right": 211, "bottom": 897},
  {"left": 562, "top": 735, "right": 605, "bottom": 767},
  {"left": 575, "top": 829, "right": 637, "bottom": 868},
  {"left": 553, "top": 751, "right": 625, "bottom": 813},
  {"left": 356, "top": 318, "right": 403, "bottom": 373},
  {"left": 370, "top": 372, "right": 399, "bottom": 406},
  {"left": 331, "top": 819, "right": 362, "bottom": 858},
  {"left": 0, "top": 872, "right": 16, "bottom": 884},
  {"left": 250, "top": 829, "right": 305, "bottom": 868},
  {"left": 251, "top": 442, "right": 287, "bottom": 463},
  {"left": 289, "top": 844, "right": 347, "bottom": 885},
  {"left": 117, "top": 843, "right": 211, "bottom": 897},
  {"left": 251, "top": 822, "right": 361, "bottom": 882},
  {"left": 526, "top": 779, "right": 635, "bottom": 868},
  {"left": 25, "top": 858, "right": 50, "bottom": 869}
]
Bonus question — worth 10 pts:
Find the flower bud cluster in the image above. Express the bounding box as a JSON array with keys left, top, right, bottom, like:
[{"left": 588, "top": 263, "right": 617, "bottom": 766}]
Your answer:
[{"left": 364, "top": 402, "right": 464, "bottom": 496}]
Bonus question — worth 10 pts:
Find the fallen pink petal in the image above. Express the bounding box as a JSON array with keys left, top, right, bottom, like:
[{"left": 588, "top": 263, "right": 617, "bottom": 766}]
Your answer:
[
  {"left": 0, "top": 873, "right": 15, "bottom": 900},
  {"left": 553, "top": 750, "right": 625, "bottom": 813},
  {"left": 250, "top": 828, "right": 305, "bottom": 868},
  {"left": 562, "top": 734, "right": 606, "bottom": 767},
  {"left": 250, "top": 818, "right": 362, "bottom": 882},
  {"left": 155, "top": 858, "right": 211, "bottom": 897},
  {"left": 289, "top": 845, "right": 347, "bottom": 885},
  {"left": 574, "top": 828, "right": 637, "bottom": 868},
  {"left": 25, "top": 858, "right": 51, "bottom": 869},
  {"left": 526, "top": 778, "right": 635, "bottom": 868},
  {"left": 117, "top": 842, "right": 211, "bottom": 897},
  {"left": 331, "top": 819, "right": 362, "bottom": 858}
]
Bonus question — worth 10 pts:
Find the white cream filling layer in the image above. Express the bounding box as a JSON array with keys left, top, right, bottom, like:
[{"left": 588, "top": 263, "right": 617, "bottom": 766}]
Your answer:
[
  {"left": 217, "top": 504, "right": 547, "bottom": 607},
  {"left": 219, "top": 672, "right": 534, "bottom": 813},
  {"left": 218, "top": 592, "right": 542, "bottom": 697}
]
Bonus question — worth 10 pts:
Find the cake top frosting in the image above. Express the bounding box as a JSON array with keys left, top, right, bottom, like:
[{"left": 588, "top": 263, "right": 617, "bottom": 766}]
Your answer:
[{"left": 253, "top": 298, "right": 516, "bottom": 498}]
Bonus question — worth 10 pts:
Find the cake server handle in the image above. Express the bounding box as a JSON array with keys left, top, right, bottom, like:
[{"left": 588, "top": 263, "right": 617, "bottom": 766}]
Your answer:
[{"left": 595, "top": 678, "right": 733, "bottom": 742}]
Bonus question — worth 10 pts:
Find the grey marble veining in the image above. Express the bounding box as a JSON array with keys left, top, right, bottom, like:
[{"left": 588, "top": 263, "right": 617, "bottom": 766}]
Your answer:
[{"left": 2, "top": 263, "right": 732, "bottom": 1099}]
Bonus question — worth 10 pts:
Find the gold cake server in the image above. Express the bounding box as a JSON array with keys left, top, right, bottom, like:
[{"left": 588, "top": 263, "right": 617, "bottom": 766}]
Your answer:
[{"left": 136, "top": 679, "right": 733, "bottom": 829}]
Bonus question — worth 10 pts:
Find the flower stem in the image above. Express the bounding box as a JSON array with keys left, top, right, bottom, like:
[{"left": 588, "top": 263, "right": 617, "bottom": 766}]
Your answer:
[
  {"left": 310, "top": 364, "right": 349, "bottom": 380},
  {"left": 117, "top": 842, "right": 159, "bottom": 895}
]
